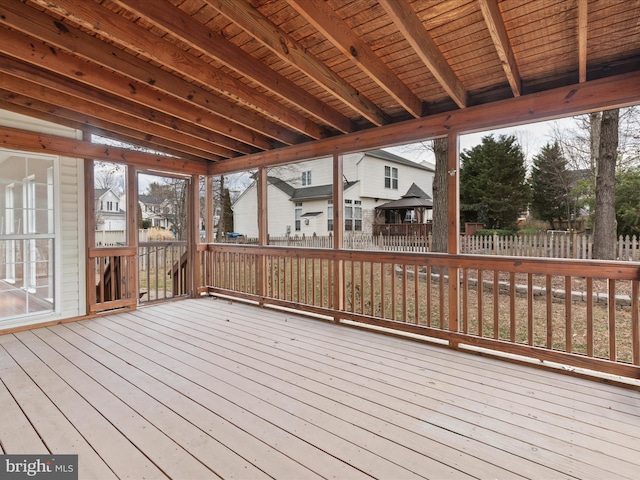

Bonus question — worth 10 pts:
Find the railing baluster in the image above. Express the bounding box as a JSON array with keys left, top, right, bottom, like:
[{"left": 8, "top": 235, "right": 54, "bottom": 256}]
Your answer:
[
  {"left": 414, "top": 263, "right": 420, "bottom": 325},
  {"left": 609, "top": 279, "right": 616, "bottom": 361},
  {"left": 527, "top": 273, "right": 533, "bottom": 346},
  {"left": 566, "top": 276, "right": 572, "bottom": 353},
  {"left": 426, "top": 265, "right": 432, "bottom": 328},
  {"left": 587, "top": 277, "right": 593, "bottom": 357},
  {"left": 439, "top": 268, "right": 445, "bottom": 329},
  {"left": 546, "top": 275, "right": 553, "bottom": 349},
  {"left": 477, "top": 268, "right": 483, "bottom": 336},
  {"left": 381, "top": 262, "right": 386, "bottom": 318},
  {"left": 462, "top": 268, "right": 468, "bottom": 333},
  {"left": 633, "top": 280, "right": 639, "bottom": 365},
  {"left": 493, "top": 270, "right": 499, "bottom": 339},
  {"left": 510, "top": 272, "right": 516, "bottom": 342},
  {"left": 391, "top": 262, "right": 396, "bottom": 320}
]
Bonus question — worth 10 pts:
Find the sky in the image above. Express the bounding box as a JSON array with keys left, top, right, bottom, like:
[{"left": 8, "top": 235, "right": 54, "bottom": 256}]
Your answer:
[{"left": 383, "top": 116, "right": 578, "bottom": 168}]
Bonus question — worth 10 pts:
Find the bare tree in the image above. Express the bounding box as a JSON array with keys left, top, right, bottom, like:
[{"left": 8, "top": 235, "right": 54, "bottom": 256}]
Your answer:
[
  {"left": 593, "top": 108, "right": 619, "bottom": 260},
  {"left": 431, "top": 137, "right": 448, "bottom": 253},
  {"left": 94, "top": 161, "right": 125, "bottom": 196}
]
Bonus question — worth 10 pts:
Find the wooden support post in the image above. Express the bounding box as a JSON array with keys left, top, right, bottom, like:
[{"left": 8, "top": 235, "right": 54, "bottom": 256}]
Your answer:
[
  {"left": 127, "top": 165, "right": 138, "bottom": 301},
  {"left": 188, "top": 174, "right": 200, "bottom": 297},
  {"left": 447, "top": 133, "right": 460, "bottom": 336},
  {"left": 257, "top": 167, "right": 268, "bottom": 303},
  {"left": 205, "top": 175, "right": 214, "bottom": 244},
  {"left": 332, "top": 153, "right": 344, "bottom": 322},
  {"left": 84, "top": 157, "right": 96, "bottom": 313}
]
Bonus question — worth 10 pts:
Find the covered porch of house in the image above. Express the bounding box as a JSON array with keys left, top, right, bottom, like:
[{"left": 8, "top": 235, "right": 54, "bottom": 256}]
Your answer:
[
  {"left": 1, "top": 298, "right": 639, "bottom": 479},
  {"left": 1, "top": 1, "right": 640, "bottom": 477}
]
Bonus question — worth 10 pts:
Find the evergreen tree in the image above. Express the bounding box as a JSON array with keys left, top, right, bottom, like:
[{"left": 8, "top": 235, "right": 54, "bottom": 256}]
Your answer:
[
  {"left": 529, "top": 142, "right": 572, "bottom": 229},
  {"left": 615, "top": 166, "right": 640, "bottom": 236},
  {"left": 459, "top": 134, "right": 530, "bottom": 229}
]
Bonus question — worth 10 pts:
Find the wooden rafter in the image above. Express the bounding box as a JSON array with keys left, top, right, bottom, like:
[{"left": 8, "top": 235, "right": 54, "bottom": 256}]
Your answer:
[
  {"left": 0, "top": 27, "right": 275, "bottom": 153},
  {"left": 578, "top": 0, "right": 588, "bottom": 82},
  {"left": 0, "top": 94, "right": 221, "bottom": 162},
  {"left": 478, "top": 0, "right": 522, "bottom": 97},
  {"left": 201, "top": 0, "right": 390, "bottom": 126},
  {"left": 0, "top": 65, "right": 236, "bottom": 159},
  {"left": 378, "top": 0, "right": 467, "bottom": 109},
  {"left": 0, "top": 2, "right": 303, "bottom": 146},
  {"left": 108, "top": 0, "right": 355, "bottom": 135},
  {"left": 287, "top": 0, "right": 423, "bottom": 118},
  {"left": 26, "top": 0, "right": 339, "bottom": 138},
  {"left": 0, "top": 125, "right": 209, "bottom": 174}
]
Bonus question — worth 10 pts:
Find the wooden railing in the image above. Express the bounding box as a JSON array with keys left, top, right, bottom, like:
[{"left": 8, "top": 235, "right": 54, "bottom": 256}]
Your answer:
[
  {"left": 88, "top": 247, "right": 137, "bottom": 313},
  {"left": 202, "top": 244, "right": 640, "bottom": 379}
]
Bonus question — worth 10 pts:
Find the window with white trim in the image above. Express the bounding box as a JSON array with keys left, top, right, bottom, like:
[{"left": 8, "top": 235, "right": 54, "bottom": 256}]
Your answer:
[
  {"left": 295, "top": 202, "right": 302, "bottom": 231},
  {"left": 1, "top": 151, "right": 57, "bottom": 321},
  {"left": 384, "top": 165, "right": 398, "bottom": 189},
  {"left": 301, "top": 170, "right": 312, "bottom": 186},
  {"left": 327, "top": 200, "right": 333, "bottom": 231},
  {"left": 354, "top": 200, "right": 362, "bottom": 231}
]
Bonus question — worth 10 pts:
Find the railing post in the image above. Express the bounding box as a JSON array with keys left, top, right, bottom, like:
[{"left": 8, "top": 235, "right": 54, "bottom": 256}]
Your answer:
[
  {"left": 447, "top": 133, "right": 460, "bottom": 335},
  {"left": 332, "top": 153, "right": 344, "bottom": 322},
  {"left": 257, "top": 167, "right": 268, "bottom": 304}
]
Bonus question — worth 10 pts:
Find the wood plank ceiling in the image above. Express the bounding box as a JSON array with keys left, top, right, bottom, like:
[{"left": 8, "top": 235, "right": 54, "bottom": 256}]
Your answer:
[{"left": 0, "top": 0, "right": 638, "bottom": 169}]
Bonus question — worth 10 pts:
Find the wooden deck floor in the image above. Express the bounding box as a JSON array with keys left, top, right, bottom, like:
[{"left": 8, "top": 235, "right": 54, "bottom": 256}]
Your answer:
[{"left": 1, "top": 299, "right": 640, "bottom": 479}]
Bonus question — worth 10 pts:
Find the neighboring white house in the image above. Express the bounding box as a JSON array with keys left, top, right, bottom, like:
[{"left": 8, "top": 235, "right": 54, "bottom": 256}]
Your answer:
[
  {"left": 138, "top": 194, "right": 175, "bottom": 230},
  {"left": 232, "top": 150, "right": 435, "bottom": 237},
  {"left": 94, "top": 188, "right": 126, "bottom": 231}
]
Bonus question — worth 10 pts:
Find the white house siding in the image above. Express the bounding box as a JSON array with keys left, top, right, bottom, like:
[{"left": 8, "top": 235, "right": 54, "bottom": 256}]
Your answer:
[
  {"left": 233, "top": 182, "right": 293, "bottom": 238},
  {"left": 356, "top": 155, "right": 433, "bottom": 201},
  {"left": 58, "top": 156, "right": 85, "bottom": 321},
  {"left": 232, "top": 184, "right": 258, "bottom": 237},
  {"left": 267, "top": 188, "right": 292, "bottom": 237},
  {"left": 0, "top": 110, "right": 85, "bottom": 331}
]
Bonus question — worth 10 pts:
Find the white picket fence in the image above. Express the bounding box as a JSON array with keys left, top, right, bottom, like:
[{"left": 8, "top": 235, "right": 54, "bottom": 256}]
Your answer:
[
  {"left": 460, "top": 232, "right": 640, "bottom": 261},
  {"left": 100, "top": 229, "right": 640, "bottom": 260},
  {"left": 94, "top": 229, "right": 151, "bottom": 246},
  {"left": 231, "top": 234, "right": 433, "bottom": 252}
]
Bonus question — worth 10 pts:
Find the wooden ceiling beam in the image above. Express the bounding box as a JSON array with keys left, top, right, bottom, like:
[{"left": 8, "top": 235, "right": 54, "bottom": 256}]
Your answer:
[
  {"left": 0, "top": 94, "right": 220, "bottom": 162},
  {"left": 208, "top": 71, "right": 640, "bottom": 175},
  {"left": 0, "top": 67, "right": 234, "bottom": 160},
  {"left": 478, "top": 0, "right": 522, "bottom": 97},
  {"left": 287, "top": 0, "right": 423, "bottom": 118},
  {"left": 0, "top": 1, "right": 303, "bottom": 146},
  {"left": 201, "top": 0, "right": 390, "bottom": 126},
  {"left": 578, "top": 0, "right": 588, "bottom": 82},
  {"left": 0, "top": 125, "right": 209, "bottom": 175},
  {"left": 378, "top": 0, "right": 468, "bottom": 109},
  {"left": 29, "top": 0, "right": 336, "bottom": 138},
  {"left": 0, "top": 27, "right": 274, "bottom": 153}
]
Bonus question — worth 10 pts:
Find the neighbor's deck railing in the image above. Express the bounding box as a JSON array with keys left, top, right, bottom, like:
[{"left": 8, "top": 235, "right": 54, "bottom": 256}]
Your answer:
[{"left": 201, "top": 244, "right": 640, "bottom": 379}]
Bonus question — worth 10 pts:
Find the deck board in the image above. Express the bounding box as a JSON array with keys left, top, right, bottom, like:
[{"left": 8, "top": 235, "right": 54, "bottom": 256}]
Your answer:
[{"left": 1, "top": 298, "right": 640, "bottom": 479}]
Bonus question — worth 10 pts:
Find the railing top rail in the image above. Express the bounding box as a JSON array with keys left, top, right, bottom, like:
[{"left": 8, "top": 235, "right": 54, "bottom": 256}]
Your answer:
[
  {"left": 205, "top": 243, "right": 640, "bottom": 279},
  {"left": 139, "top": 241, "right": 188, "bottom": 247},
  {"left": 89, "top": 246, "right": 137, "bottom": 257}
]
